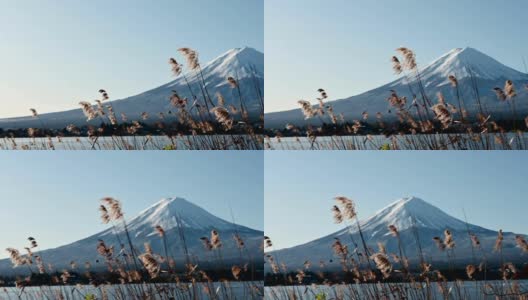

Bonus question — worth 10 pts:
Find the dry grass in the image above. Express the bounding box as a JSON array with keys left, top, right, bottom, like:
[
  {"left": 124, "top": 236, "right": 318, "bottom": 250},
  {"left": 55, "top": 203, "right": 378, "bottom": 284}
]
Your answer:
[
  {"left": 4, "top": 47, "right": 263, "bottom": 150},
  {"left": 266, "top": 47, "right": 528, "bottom": 150},
  {"left": 2, "top": 198, "right": 263, "bottom": 300},
  {"left": 264, "top": 197, "right": 528, "bottom": 300}
]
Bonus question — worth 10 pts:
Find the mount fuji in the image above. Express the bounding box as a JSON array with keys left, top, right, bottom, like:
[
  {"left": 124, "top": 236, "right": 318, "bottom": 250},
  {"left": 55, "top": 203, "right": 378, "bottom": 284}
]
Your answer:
[
  {"left": 0, "top": 197, "right": 263, "bottom": 275},
  {"left": 266, "top": 197, "right": 526, "bottom": 272},
  {"left": 0, "top": 47, "right": 264, "bottom": 129},
  {"left": 265, "top": 47, "right": 528, "bottom": 129}
]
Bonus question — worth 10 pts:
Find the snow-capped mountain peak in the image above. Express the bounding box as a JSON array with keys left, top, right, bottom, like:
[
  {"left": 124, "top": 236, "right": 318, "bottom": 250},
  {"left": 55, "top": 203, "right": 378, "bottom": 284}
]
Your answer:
[
  {"left": 202, "top": 46, "right": 264, "bottom": 79},
  {"left": 358, "top": 196, "right": 468, "bottom": 235},
  {"left": 168, "top": 46, "right": 264, "bottom": 88},
  {"left": 416, "top": 47, "right": 527, "bottom": 85},
  {"left": 124, "top": 197, "right": 235, "bottom": 235}
]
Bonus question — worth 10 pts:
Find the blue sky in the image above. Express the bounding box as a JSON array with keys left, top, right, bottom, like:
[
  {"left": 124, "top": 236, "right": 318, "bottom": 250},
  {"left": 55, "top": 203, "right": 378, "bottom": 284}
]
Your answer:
[
  {"left": 0, "top": 151, "right": 263, "bottom": 258},
  {"left": 0, "top": 0, "right": 263, "bottom": 118},
  {"left": 265, "top": 0, "right": 528, "bottom": 112},
  {"left": 265, "top": 151, "right": 528, "bottom": 250}
]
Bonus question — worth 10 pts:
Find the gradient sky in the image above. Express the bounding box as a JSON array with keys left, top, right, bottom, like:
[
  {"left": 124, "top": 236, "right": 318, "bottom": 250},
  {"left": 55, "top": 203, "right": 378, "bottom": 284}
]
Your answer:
[
  {"left": 0, "top": 0, "right": 263, "bottom": 118},
  {"left": 265, "top": 0, "right": 528, "bottom": 112},
  {"left": 265, "top": 151, "right": 528, "bottom": 250},
  {"left": 0, "top": 151, "right": 263, "bottom": 258}
]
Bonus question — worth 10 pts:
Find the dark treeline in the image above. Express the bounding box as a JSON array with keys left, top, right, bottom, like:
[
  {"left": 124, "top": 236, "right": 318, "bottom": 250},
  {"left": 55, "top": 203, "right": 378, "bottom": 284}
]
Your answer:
[
  {"left": 0, "top": 120, "right": 264, "bottom": 139},
  {"left": 264, "top": 265, "right": 528, "bottom": 286},
  {"left": 0, "top": 267, "right": 264, "bottom": 287},
  {"left": 266, "top": 118, "right": 528, "bottom": 138}
]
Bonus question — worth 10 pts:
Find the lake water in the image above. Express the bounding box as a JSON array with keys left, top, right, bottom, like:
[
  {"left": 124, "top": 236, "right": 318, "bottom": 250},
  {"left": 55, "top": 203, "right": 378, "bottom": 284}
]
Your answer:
[
  {"left": 264, "top": 280, "right": 528, "bottom": 300},
  {"left": 1, "top": 281, "right": 263, "bottom": 299},
  {"left": 266, "top": 133, "right": 528, "bottom": 150},
  {"left": 0, "top": 135, "right": 263, "bottom": 150}
]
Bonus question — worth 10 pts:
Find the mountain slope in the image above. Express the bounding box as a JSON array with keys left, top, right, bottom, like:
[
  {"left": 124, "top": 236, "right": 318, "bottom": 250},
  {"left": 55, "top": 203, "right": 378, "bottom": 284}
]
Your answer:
[
  {"left": 0, "top": 47, "right": 264, "bottom": 129},
  {"left": 0, "top": 197, "right": 263, "bottom": 275},
  {"left": 266, "top": 197, "right": 526, "bottom": 271},
  {"left": 265, "top": 47, "right": 528, "bottom": 129}
]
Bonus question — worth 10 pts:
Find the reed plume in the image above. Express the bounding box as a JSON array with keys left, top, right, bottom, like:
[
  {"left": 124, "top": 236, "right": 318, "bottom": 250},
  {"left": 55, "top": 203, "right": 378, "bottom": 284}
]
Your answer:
[
  {"left": 98, "top": 89, "right": 109, "bottom": 100},
  {"left": 444, "top": 229, "right": 455, "bottom": 249},
  {"left": 371, "top": 253, "right": 392, "bottom": 278},
  {"left": 332, "top": 238, "right": 348, "bottom": 257},
  {"left": 231, "top": 265, "right": 242, "bottom": 280},
  {"left": 168, "top": 58, "right": 182, "bottom": 76},
  {"left": 28, "top": 237, "right": 38, "bottom": 249},
  {"left": 99, "top": 205, "right": 110, "bottom": 224},
  {"left": 396, "top": 47, "right": 417, "bottom": 70},
  {"left": 431, "top": 101, "right": 452, "bottom": 129},
  {"left": 227, "top": 76, "right": 238, "bottom": 88},
  {"left": 391, "top": 56, "right": 403, "bottom": 74},
  {"left": 377, "top": 242, "right": 387, "bottom": 255},
  {"left": 264, "top": 236, "right": 273, "bottom": 248},
  {"left": 331, "top": 205, "right": 343, "bottom": 224},
  {"left": 466, "top": 264, "right": 476, "bottom": 279},
  {"left": 470, "top": 234, "right": 481, "bottom": 248},
  {"left": 505, "top": 80, "right": 517, "bottom": 99},
  {"left": 388, "top": 225, "right": 398, "bottom": 237},
  {"left": 493, "top": 87, "right": 507, "bottom": 101},
  {"left": 448, "top": 75, "right": 458, "bottom": 87},
  {"left": 200, "top": 237, "right": 213, "bottom": 251},
  {"left": 79, "top": 101, "right": 97, "bottom": 121},
  {"left": 216, "top": 92, "right": 225, "bottom": 107},
  {"left": 211, "top": 107, "right": 234, "bottom": 130},
  {"left": 515, "top": 235, "right": 528, "bottom": 252},
  {"left": 96, "top": 240, "right": 114, "bottom": 260},
  {"left": 295, "top": 270, "right": 305, "bottom": 284},
  {"left": 334, "top": 196, "right": 356, "bottom": 220},
  {"left": 317, "top": 88, "right": 328, "bottom": 99},
  {"left": 6, "top": 248, "right": 28, "bottom": 267},
  {"left": 101, "top": 197, "right": 124, "bottom": 221},
  {"left": 211, "top": 230, "right": 222, "bottom": 249},
  {"left": 66, "top": 124, "right": 81, "bottom": 135},
  {"left": 61, "top": 271, "right": 71, "bottom": 284},
  {"left": 178, "top": 48, "right": 200, "bottom": 70},
  {"left": 494, "top": 229, "right": 504, "bottom": 252},
  {"left": 433, "top": 237, "right": 446, "bottom": 251},
  {"left": 233, "top": 234, "right": 245, "bottom": 249},
  {"left": 139, "top": 253, "right": 160, "bottom": 279},
  {"left": 155, "top": 225, "right": 165, "bottom": 237},
  {"left": 298, "top": 100, "right": 316, "bottom": 119}
]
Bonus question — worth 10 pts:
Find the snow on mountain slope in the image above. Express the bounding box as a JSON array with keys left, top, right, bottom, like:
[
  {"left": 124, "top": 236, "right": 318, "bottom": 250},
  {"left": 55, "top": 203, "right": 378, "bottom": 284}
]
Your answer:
[
  {"left": 0, "top": 47, "right": 264, "bottom": 129},
  {"left": 328, "top": 197, "right": 490, "bottom": 241},
  {"left": 183, "top": 46, "right": 264, "bottom": 83},
  {"left": 356, "top": 197, "right": 469, "bottom": 236},
  {"left": 266, "top": 197, "right": 526, "bottom": 271},
  {"left": 403, "top": 47, "right": 527, "bottom": 86},
  {"left": 106, "top": 197, "right": 243, "bottom": 238},
  {"left": 0, "top": 197, "right": 263, "bottom": 274},
  {"left": 265, "top": 47, "right": 528, "bottom": 129}
]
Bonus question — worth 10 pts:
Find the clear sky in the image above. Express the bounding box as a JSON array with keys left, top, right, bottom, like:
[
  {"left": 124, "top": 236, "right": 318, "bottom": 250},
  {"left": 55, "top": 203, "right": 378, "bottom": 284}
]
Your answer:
[
  {"left": 265, "top": 0, "right": 528, "bottom": 112},
  {"left": 0, "top": 151, "right": 263, "bottom": 258},
  {"left": 265, "top": 151, "right": 528, "bottom": 250},
  {"left": 0, "top": 0, "right": 263, "bottom": 118}
]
